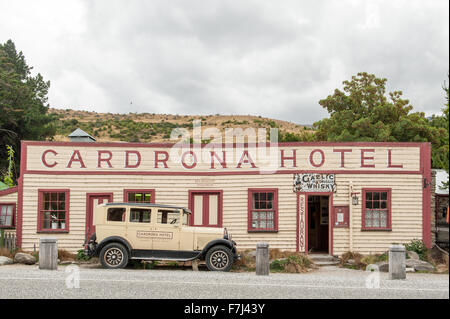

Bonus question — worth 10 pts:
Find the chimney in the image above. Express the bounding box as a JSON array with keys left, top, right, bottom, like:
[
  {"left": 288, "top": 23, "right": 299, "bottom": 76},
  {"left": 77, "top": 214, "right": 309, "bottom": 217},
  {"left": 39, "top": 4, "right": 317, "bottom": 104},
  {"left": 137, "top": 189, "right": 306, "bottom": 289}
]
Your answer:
[{"left": 68, "top": 128, "right": 96, "bottom": 142}]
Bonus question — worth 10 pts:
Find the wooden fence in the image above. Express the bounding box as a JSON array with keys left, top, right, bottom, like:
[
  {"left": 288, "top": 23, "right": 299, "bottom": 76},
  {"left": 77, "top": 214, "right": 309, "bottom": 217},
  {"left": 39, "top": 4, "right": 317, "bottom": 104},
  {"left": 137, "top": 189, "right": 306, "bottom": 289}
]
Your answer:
[{"left": 0, "top": 231, "right": 16, "bottom": 251}]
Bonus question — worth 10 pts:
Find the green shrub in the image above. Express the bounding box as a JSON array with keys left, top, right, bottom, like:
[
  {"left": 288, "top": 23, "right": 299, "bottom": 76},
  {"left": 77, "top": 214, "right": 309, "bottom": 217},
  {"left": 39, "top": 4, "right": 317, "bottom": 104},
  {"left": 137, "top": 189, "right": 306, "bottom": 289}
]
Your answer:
[
  {"left": 76, "top": 249, "right": 91, "bottom": 261},
  {"left": 128, "top": 260, "right": 159, "bottom": 269},
  {"left": 167, "top": 261, "right": 179, "bottom": 267},
  {"left": 377, "top": 252, "right": 388, "bottom": 262},
  {"left": 269, "top": 259, "right": 284, "bottom": 272},
  {"left": 144, "top": 261, "right": 159, "bottom": 269},
  {"left": 405, "top": 239, "right": 428, "bottom": 261}
]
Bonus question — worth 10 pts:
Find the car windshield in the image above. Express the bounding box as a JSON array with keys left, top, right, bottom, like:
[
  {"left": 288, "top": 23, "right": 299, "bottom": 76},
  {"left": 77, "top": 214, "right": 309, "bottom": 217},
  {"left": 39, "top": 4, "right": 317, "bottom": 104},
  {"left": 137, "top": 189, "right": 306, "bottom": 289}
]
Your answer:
[{"left": 182, "top": 211, "right": 190, "bottom": 226}]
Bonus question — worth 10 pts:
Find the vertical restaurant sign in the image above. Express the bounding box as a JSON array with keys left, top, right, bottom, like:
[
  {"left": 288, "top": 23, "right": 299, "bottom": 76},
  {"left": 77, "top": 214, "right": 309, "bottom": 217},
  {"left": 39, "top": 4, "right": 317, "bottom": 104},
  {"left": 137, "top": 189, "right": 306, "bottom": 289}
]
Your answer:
[
  {"left": 293, "top": 173, "right": 337, "bottom": 192},
  {"left": 298, "top": 194, "right": 306, "bottom": 252}
]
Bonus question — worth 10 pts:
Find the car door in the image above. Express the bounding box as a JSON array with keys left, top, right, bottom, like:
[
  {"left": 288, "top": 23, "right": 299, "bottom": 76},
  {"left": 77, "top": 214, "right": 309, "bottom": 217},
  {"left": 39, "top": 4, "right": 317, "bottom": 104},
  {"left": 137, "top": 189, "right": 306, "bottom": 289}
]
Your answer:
[{"left": 151, "top": 208, "right": 181, "bottom": 253}]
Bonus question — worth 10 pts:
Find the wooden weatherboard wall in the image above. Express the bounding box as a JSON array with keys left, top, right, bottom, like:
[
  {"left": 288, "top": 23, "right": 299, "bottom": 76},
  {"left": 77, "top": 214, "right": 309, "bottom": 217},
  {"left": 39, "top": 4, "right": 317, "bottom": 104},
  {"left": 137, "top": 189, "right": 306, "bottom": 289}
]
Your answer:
[
  {"left": 0, "top": 187, "right": 18, "bottom": 236},
  {"left": 16, "top": 140, "right": 430, "bottom": 255}
]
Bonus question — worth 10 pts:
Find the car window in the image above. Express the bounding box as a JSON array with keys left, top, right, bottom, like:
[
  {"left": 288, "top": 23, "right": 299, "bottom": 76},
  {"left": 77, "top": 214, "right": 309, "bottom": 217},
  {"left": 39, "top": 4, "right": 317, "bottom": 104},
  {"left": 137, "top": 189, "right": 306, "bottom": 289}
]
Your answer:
[
  {"left": 182, "top": 212, "right": 189, "bottom": 226},
  {"left": 157, "top": 209, "right": 179, "bottom": 225},
  {"left": 107, "top": 208, "right": 126, "bottom": 222},
  {"left": 130, "top": 208, "right": 151, "bottom": 223}
]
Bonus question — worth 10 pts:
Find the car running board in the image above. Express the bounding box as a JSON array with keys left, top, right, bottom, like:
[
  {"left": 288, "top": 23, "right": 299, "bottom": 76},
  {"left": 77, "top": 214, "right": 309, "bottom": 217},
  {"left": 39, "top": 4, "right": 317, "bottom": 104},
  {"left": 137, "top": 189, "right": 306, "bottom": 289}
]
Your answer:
[
  {"left": 130, "top": 249, "right": 202, "bottom": 261},
  {"left": 130, "top": 256, "right": 199, "bottom": 262}
]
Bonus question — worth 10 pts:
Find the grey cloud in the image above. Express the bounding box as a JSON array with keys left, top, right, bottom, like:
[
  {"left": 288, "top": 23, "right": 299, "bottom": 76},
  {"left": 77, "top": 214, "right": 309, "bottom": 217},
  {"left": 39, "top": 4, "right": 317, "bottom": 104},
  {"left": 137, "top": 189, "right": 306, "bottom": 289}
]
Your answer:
[{"left": 0, "top": 0, "right": 447, "bottom": 124}]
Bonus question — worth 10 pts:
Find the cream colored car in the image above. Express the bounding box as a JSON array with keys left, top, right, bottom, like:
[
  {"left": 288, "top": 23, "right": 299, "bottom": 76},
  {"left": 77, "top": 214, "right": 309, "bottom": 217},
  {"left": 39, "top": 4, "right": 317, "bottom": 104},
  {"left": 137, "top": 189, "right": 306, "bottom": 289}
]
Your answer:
[{"left": 84, "top": 202, "right": 238, "bottom": 271}]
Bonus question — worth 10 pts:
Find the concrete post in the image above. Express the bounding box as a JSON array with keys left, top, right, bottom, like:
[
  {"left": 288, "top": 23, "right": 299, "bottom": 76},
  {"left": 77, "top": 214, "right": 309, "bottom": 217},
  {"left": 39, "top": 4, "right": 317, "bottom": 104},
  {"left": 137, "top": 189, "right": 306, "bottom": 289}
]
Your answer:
[
  {"left": 256, "top": 242, "right": 269, "bottom": 276},
  {"left": 39, "top": 238, "right": 58, "bottom": 270},
  {"left": 389, "top": 244, "right": 406, "bottom": 280}
]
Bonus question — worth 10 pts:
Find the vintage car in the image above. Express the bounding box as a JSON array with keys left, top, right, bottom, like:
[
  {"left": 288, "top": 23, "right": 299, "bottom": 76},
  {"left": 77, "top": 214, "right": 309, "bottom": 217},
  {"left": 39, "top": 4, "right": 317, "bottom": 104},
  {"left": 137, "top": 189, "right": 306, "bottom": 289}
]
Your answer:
[{"left": 84, "top": 202, "right": 238, "bottom": 271}]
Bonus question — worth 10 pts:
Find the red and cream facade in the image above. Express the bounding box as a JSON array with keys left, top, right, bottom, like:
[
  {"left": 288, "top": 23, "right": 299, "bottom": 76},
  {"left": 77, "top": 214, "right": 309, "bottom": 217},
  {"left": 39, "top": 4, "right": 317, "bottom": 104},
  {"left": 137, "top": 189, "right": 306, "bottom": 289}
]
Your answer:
[
  {"left": 0, "top": 186, "right": 18, "bottom": 236},
  {"left": 14, "top": 140, "right": 432, "bottom": 256}
]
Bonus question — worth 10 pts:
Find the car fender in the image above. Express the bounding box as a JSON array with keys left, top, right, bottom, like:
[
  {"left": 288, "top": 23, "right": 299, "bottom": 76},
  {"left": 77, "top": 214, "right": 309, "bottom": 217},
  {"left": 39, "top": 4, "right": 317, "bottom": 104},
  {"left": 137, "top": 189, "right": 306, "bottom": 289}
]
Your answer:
[
  {"left": 200, "top": 239, "right": 235, "bottom": 258},
  {"left": 97, "top": 236, "right": 132, "bottom": 255}
]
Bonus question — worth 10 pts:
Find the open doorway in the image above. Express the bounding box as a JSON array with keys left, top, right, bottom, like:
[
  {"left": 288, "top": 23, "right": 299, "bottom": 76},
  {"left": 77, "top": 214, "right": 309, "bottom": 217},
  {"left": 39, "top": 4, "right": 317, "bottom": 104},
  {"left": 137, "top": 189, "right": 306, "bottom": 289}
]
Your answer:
[{"left": 308, "top": 195, "right": 329, "bottom": 253}]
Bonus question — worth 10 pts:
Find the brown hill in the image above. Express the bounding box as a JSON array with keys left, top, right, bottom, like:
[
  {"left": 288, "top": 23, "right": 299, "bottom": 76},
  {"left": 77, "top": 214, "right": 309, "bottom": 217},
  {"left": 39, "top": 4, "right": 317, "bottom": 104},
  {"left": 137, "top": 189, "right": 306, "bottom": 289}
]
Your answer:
[{"left": 49, "top": 108, "right": 313, "bottom": 143}]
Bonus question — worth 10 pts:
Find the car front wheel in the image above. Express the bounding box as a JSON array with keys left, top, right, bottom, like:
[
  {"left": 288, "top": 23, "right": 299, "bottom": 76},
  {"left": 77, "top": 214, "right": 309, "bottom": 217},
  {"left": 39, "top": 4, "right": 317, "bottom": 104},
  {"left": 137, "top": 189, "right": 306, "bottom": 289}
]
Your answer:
[
  {"left": 99, "top": 243, "right": 129, "bottom": 269},
  {"left": 205, "top": 245, "right": 233, "bottom": 272}
]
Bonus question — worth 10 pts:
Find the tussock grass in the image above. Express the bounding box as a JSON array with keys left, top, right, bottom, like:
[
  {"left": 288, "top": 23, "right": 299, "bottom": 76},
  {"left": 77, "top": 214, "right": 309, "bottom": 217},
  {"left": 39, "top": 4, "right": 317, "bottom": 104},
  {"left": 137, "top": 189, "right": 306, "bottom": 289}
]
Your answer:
[
  {"left": 271, "top": 255, "right": 313, "bottom": 273},
  {"left": 426, "top": 246, "right": 449, "bottom": 273},
  {"left": 340, "top": 251, "right": 388, "bottom": 270},
  {"left": 58, "top": 249, "right": 77, "bottom": 261},
  {"left": 0, "top": 247, "right": 14, "bottom": 259},
  {"left": 269, "top": 248, "right": 299, "bottom": 260},
  {"left": 233, "top": 249, "right": 314, "bottom": 273},
  {"left": 232, "top": 249, "right": 255, "bottom": 270}
]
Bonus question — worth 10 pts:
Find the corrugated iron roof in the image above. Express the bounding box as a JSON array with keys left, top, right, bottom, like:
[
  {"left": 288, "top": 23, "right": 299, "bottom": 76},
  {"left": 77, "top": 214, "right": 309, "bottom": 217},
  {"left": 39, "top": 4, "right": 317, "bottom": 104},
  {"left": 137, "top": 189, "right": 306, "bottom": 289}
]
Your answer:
[{"left": 68, "top": 128, "right": 95, "bottom": 140}]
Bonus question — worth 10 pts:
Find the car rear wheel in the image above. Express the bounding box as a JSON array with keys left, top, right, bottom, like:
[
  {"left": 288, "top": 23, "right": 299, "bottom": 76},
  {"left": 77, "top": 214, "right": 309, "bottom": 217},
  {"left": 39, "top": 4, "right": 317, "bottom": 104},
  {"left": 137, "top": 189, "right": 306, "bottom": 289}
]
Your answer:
[
  {"left": 205, "top": 245, "right": 233, "bottom": 272},
  {"left": 100, "top": 243, "right": 129, "bottom": 269}
]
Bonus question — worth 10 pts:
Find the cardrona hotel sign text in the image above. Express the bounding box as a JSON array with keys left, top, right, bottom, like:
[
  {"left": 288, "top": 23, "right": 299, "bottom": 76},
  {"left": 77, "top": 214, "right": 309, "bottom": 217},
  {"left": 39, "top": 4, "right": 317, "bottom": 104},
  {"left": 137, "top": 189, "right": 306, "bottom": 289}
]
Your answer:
[{"left": 32, "top": 144, "right": 416, "bottom": 173}]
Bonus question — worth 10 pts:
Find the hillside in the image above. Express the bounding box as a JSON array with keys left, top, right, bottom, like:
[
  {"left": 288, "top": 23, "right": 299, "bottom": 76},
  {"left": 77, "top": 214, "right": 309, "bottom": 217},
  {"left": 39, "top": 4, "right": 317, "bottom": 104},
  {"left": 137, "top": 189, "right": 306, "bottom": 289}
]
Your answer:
[{"left": 49, "top": 108, "right": 313, "bottom": 143}]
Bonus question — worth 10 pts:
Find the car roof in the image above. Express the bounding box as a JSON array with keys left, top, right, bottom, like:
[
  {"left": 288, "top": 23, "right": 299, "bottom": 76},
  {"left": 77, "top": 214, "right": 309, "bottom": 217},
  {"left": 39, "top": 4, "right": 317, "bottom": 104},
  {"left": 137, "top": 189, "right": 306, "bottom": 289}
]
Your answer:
[{"left": 104, "top": 202, "right": 192, "bottom": 213}]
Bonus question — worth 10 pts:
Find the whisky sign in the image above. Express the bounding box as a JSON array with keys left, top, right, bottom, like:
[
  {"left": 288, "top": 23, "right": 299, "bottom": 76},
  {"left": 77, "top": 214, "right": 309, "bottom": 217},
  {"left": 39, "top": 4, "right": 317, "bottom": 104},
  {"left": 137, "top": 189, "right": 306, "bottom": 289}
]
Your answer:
[{"left": 293, "top": 173, "right": 337, "bottom": 192}]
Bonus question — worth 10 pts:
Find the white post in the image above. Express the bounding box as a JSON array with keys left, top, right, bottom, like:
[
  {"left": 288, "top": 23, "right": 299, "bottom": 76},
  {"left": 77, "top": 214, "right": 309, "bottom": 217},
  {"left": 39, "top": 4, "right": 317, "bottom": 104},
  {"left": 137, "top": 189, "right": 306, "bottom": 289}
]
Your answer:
[
  {"left": 389, "top": 244, "right": 406, "bottom": 280},
  {"left": 256, "top": 242, "right": 269, "bottom": 276},
  {"left": 39, "top": 238, "right": 58, "bottom": 270}
]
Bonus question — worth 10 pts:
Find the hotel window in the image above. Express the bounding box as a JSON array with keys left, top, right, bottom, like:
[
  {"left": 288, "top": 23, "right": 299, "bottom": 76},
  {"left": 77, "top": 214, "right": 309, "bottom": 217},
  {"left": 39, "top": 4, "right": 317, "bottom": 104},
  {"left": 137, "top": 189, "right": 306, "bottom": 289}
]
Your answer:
[
  {"left": 38, "top": 190, "right": 69, "bottom": 231},
  {"left": 362, "top": 189, "right": 391, "bottom": 230},
  {"left": 0, "top": 204, "right": 15, "bottom": 228},
  {"left": 124, "top": 190, "right": 155, "bottom": 203},
  {"left": 248, "top": 189, "right": 278, "bottom": 232}
]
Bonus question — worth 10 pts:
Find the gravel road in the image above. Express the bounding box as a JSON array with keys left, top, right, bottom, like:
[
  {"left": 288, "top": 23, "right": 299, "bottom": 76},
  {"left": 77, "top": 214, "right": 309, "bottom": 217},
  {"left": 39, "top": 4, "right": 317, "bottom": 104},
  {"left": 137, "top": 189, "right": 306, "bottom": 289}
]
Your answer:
[{"left": 0, "top": 264, "right": 448, "bottom": 299}]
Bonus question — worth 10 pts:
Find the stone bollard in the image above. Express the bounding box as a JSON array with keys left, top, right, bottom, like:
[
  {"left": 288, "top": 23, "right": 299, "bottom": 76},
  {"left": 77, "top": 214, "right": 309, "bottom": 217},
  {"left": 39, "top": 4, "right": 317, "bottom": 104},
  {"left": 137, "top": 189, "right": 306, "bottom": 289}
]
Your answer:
[
  {"left": 39, "top": 238, "right": 58, "bottom": 270},
  {"left": 256, "top": 242, "right": 269, "bottom": 276},
  {"left": 389, "top": 244, "right": 406, "bottom": 280}
]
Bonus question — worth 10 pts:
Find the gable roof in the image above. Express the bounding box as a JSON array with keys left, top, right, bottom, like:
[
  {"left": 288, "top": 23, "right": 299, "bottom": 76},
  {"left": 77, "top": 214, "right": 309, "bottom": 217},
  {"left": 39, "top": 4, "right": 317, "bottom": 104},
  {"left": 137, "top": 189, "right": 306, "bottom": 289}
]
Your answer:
[{"left": 68, "top": 128, "right": 96, "bottom": 140}]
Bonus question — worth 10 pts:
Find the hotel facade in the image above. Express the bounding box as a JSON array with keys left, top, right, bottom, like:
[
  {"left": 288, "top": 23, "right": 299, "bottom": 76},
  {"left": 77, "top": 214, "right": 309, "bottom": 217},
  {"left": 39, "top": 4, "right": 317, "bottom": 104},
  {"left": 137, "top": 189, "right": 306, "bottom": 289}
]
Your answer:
[{"left": 0, "top": 139, "right": 432, "bottom": 256}]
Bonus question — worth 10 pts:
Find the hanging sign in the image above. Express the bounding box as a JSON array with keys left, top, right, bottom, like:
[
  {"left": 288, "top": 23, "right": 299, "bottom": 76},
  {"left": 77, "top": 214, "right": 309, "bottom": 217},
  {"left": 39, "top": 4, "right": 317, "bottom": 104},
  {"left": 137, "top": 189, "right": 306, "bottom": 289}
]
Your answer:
[{"left": 293, "top": 173, "right": 337, "bottom": 192}]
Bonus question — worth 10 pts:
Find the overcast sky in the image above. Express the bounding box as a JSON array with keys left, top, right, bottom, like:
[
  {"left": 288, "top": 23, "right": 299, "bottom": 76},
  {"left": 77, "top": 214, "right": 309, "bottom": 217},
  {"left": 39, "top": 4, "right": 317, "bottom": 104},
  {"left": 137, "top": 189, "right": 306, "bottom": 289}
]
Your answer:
[{"left": 0, "top": 0, "right": 448, "bottom": 124}]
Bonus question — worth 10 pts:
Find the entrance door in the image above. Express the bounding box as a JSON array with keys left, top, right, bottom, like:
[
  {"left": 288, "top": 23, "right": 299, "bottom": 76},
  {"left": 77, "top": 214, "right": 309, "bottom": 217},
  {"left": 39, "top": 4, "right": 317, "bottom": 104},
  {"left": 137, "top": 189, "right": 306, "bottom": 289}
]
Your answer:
[
  {"left": 189, "top": 191, "right": 222, "bottom": 227},
  {"left": 307, "top": 195, "right": 329, "bottom": 253},
  {"left": 86, "top": 193, "right": 113, "bottom": 240}
]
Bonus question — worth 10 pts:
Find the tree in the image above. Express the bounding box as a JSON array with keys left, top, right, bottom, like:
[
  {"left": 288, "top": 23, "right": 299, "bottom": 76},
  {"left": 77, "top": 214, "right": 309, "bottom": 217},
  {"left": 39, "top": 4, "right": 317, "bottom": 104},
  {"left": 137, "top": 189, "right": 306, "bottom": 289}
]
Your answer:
[
  {"left": 0, "top": 39, "right": 56, "bottom": 182},
  {"left": 429, "top": 79, "right": 449, "bottom": 189},
  {"left": 313, "top": 72, "right": 448, "bottom": 169},
  {"left": 278, "top": 130, "right": 315, "bottom": 142}
]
